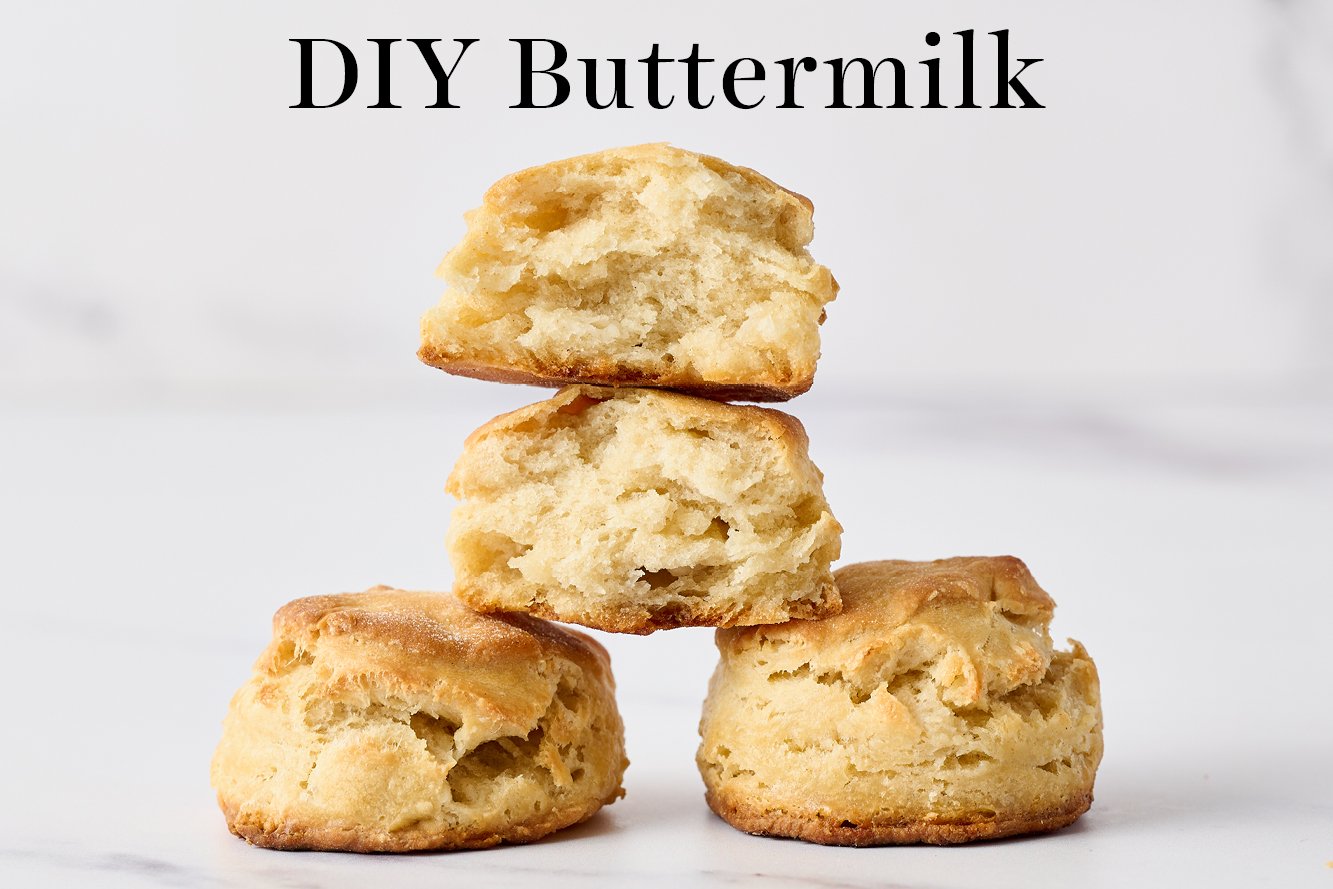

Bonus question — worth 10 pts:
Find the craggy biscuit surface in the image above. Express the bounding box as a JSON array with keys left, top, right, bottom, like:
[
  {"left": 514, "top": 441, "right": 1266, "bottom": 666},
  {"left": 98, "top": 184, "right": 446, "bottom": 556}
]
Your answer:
[
  {"left": 697, "top": 557, "right": 1103, "bottom": 845},
  {"left": 447, "top": 385, "right": 842, "bottom": 633},
  {"left": 211, "top": 587, "right": 627, "bottom": 851},
  {"left": 419, "top": 144, "right": 837, "bottom": 401}
]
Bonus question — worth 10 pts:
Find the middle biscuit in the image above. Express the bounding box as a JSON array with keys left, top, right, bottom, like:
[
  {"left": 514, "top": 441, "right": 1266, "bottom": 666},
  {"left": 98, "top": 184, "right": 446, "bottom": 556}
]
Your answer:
[{"left": 446, "top": 385, "right": 843, "bottom": 634}]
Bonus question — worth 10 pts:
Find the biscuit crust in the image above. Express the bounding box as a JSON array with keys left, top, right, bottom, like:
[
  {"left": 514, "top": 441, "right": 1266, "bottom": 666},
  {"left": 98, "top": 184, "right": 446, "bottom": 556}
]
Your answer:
[
  {"left": 211, "top": 588, "right": 628, "bottom": 852},
  {"left": 697, "top": 557, "right": 1103, "bottom": 846},
  {"left": 446, "top": 385, "right": 842, "bottom": 634},
  {"left": 414, "top": 349, "right": 812, "bottom": 402},
  {"left": 218, "top": 794, "right": 617, "bottom": 853},
  {"left": 418, "top": 144, "right": 836, "bottom": 402},
  {"left": 464, "top": 584, "right": 838, "bottom": 637},
  {"left": 704, "top": 787, "right": 1092, "bottom": 847}
]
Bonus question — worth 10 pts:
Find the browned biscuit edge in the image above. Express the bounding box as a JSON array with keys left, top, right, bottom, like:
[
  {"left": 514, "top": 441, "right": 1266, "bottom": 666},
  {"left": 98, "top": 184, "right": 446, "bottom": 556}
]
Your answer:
[
  {"left": 456, "top": 577, "right": 842, "bottom": 636},
  {"left": 220, "top": 783, "right": 624, "bottom": 853},
  {"left": 703, "top": 786, "right": 1094, "bottom": 847},
  {"left": 417, "top": 346, "right": 813, "bottom": 403}
]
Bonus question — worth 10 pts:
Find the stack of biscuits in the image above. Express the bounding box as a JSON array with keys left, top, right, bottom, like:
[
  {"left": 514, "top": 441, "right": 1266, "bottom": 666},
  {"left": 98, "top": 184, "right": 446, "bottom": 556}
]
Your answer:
[{"left": 211, "top": 145, "right": 1104, "bottom": 852}]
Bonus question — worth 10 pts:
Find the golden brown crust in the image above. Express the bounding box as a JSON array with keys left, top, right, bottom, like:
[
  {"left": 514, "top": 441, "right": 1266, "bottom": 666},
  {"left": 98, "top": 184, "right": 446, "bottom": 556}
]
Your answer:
[
  {"left": 460, "top": 575, "right": 839, "bottom": 636},
  {"left": 718, "top": 556, "right": 1053, "bottom": 655},
  {"left": 836, "top": 556, "right": 1055, "bottom": 616},
  {"left": 704, "top": 786, "right": 1093, "bottom": 847},
  {"left": 270, "top": 586, "right": 609, "bottom": 677},
  {"left": 416, "top": 346, "right": 812, "bottom": 402},
  {"left": 221, "top": 784, "right": 622, "bottom": 852}
]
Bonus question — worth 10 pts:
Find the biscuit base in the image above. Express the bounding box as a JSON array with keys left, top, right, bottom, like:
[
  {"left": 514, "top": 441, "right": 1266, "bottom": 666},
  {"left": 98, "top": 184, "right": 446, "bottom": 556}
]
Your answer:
[
  {"left": 704, "top": 787, "right": 1093, "bottom": 847},
  {"left": 458, "top": 580, "right": 840, "bottom": 636},
  {"left": 418, "top": 347, "right": 812, "bottom": 403},
  {"left": 220, "top": 788, "right": 620, "bottom": 853}
]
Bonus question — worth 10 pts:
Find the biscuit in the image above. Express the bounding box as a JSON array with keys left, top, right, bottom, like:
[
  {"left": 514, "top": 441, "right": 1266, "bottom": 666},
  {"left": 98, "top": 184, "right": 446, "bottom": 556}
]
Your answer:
[
  {"left": 446, "top": 385, "right": 842, "bottom": 634},
  {"left": 697, "top": 557, "right": 1103, "bottom": 845},
  {"left": 418, "top": 144, "right": 838, "bottom": 401},
  {"left": 210, "top": 587, "right": 627, "bottom": 851}
]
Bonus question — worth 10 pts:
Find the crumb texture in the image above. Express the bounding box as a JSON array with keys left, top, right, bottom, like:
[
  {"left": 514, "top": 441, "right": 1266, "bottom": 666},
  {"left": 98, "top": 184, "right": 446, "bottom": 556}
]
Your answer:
[
  {"left": 419, "top": 144, "right": 838, "bottom": 400},
  {"left": 697, "top": 557, "right": 1103, "bottom": 845},
  {"left": 447, "top": 385, "right": 842, "bottom": 633},
  {"left": 210, "top": 588, "right": 627, "bottom": 851}
]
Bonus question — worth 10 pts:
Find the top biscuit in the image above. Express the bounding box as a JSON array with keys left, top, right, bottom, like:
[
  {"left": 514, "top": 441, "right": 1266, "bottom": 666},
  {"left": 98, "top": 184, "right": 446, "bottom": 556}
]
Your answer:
[{"left": 419, "top": 144, "right": 838, "bottom": 401}]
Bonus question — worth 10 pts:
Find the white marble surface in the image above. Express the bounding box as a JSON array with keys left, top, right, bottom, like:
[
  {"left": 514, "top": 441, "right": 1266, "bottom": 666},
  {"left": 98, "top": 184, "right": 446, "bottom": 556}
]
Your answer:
[{"left": 2, "top": 390, "right": 1330, "bottom": 887}]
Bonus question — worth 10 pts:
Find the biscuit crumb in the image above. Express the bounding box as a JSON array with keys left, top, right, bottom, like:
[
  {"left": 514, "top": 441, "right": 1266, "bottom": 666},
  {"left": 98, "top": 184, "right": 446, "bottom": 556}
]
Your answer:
[
  {"left": 419, "top": 144, "right": 837, "bottom": 401},
  {"left": 447, "top": 386, "right": 841, "bottom": 633}
]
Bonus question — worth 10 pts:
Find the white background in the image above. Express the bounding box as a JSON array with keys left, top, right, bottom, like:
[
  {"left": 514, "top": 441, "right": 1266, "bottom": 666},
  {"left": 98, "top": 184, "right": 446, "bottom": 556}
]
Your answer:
[{"left": 2, "top": 2, "right": 1330, "bottom": 887}]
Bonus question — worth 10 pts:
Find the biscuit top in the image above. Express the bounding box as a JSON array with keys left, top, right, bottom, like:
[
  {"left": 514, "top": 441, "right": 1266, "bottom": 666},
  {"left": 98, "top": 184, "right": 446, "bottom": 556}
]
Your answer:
[
  {"left": 450, "top": 384, "right": 815, "bottom": 494},
  {"left": 717, "top": 557, "right": 1057, "bottom": 707},
  {"left": 260, "top": 588, "right": 611, "bottom": 735},
  {"left": 475, "top": 143, "right": 815, "bottom": 241},
  {"left": 833, "top": 557, "right": 1053, "bottom": 626}
]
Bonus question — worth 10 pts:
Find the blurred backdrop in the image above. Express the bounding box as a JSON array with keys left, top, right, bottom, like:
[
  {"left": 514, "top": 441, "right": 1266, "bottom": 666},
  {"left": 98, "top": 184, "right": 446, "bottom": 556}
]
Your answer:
[{"left": 3, "top": 0, "right": 1330, "bottom": 405}]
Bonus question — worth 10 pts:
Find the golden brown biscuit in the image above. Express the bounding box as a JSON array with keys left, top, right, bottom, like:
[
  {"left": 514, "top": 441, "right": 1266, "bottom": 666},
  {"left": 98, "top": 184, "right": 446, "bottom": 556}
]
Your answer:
[
  {"left": 210, "top": 587, "right": 627, "bottom": 851},
  {"left": 697, "top": 557, "right": 1103, "bottom": 845},
  {"left": 418, "top": 144, "right": 838, "bottom": 401},
  {"left": 446, "top": 385, "right": 842, "bottom": 634}
]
